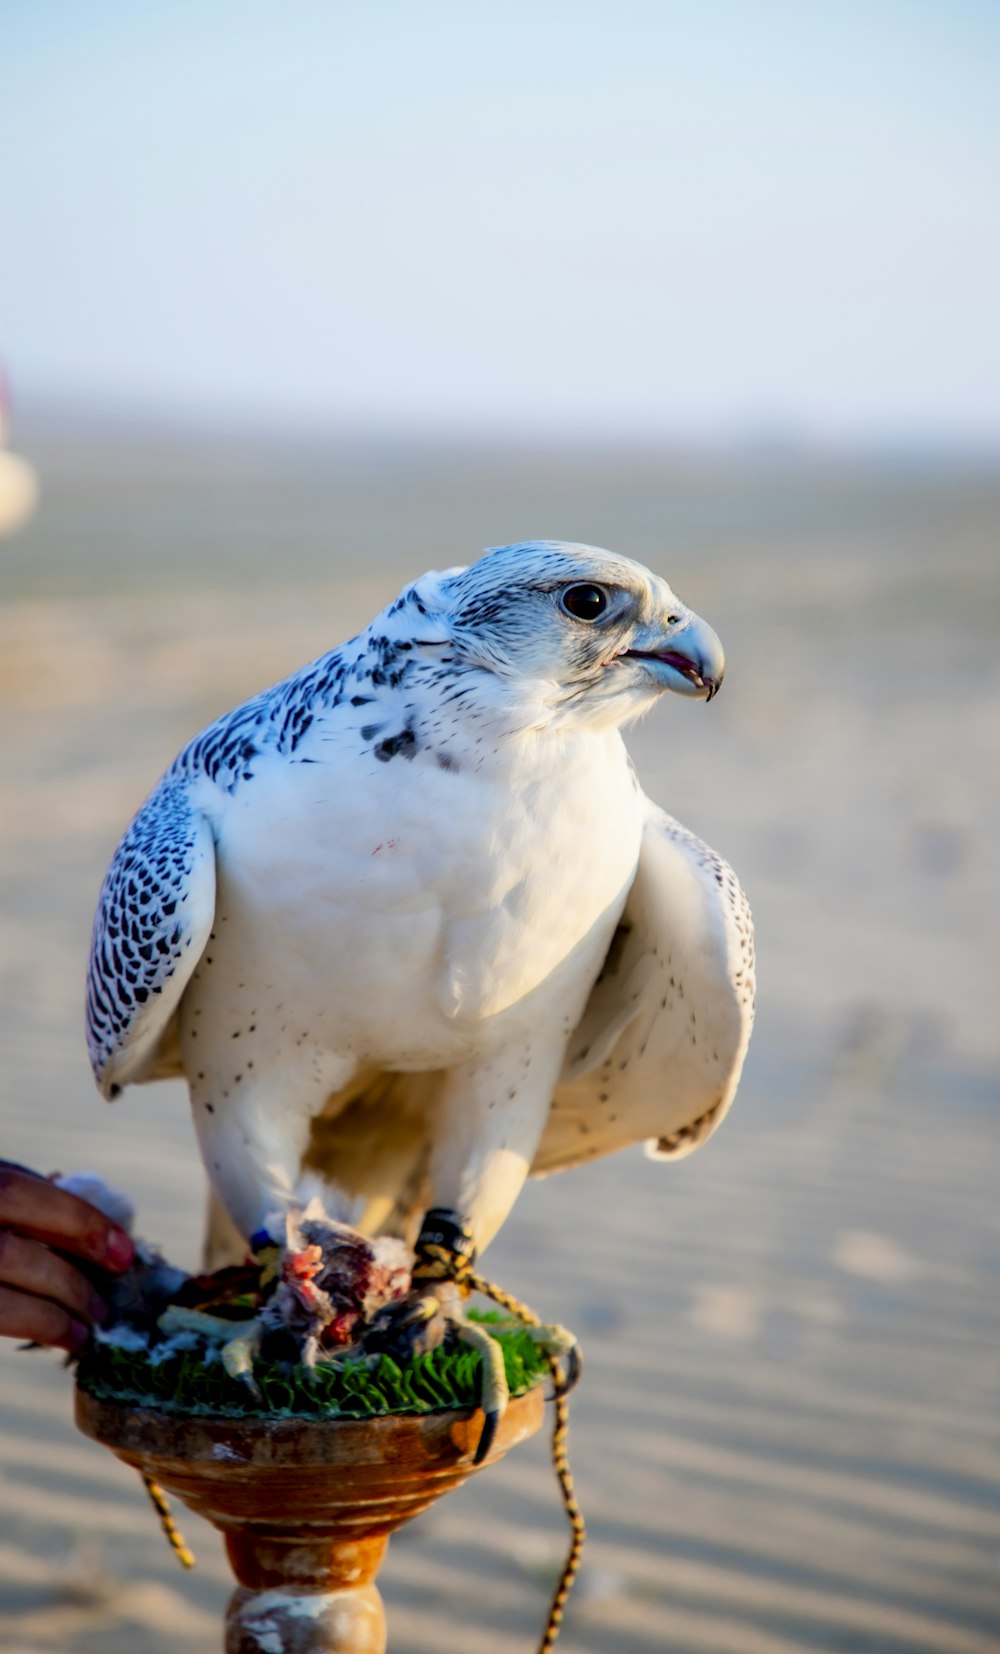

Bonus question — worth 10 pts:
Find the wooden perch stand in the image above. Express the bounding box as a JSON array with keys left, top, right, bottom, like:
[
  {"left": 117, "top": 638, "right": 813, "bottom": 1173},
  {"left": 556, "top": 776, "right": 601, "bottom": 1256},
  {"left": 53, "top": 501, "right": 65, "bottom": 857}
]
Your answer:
[{"left": 77, "top": 1387, "right": 545, "bottom": 1652}]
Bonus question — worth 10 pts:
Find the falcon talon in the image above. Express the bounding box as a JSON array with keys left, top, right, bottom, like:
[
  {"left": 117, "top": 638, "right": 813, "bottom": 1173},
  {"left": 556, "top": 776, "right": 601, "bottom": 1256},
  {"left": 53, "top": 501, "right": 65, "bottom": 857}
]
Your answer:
[
  {"left": 558, "top": 1340, "right": 583, "bottom": 1395},
  {"left": 219, "top": 1323, "right": 263, "bottom": 1394},
  {"left": 232, "top": 1368, "right": 263, "bottom": 1404},
  {"left": 474, "top": 1407, "right": 500, "bottom": 1466}
]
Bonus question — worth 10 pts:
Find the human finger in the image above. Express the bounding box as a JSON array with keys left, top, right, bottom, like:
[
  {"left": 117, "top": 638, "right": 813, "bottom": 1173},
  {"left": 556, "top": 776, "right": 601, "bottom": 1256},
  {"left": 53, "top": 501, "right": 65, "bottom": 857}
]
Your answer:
[
  {"left": 0, "top": 1229, "right": 108, "bottom": 1326},
  {"left": 0, "top": 1164, "right": 134, "bottom": 1271},
  {"left": 0, "top": 1282, "right": 88, "bottom": 1354}
]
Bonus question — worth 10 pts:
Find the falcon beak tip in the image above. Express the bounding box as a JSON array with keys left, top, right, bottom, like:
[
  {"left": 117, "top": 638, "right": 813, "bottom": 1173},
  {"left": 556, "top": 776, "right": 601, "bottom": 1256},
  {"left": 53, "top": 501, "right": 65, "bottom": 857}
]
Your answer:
[{"left": 623, "top": 611, "right": 725, "bottom": 702}]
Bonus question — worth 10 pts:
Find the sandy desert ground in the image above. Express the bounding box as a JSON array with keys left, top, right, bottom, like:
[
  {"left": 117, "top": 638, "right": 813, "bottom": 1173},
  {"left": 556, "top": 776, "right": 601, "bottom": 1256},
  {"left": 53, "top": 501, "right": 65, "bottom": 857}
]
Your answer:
[{"left": 0, "top": 426, "right": 997, "bottom": 1652}]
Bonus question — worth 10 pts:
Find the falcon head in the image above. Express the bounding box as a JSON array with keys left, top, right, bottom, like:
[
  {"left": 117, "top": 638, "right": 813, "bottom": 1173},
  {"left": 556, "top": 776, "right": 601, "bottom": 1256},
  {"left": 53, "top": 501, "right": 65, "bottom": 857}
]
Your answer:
[{"left": 409, "top": 541, "right": 725, "bottom": 726}]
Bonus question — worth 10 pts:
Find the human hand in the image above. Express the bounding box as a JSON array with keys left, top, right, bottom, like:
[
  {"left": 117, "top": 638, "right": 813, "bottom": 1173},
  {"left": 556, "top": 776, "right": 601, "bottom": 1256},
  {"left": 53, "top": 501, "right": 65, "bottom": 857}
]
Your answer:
[{"left": 0, "top": 1161, "right": 135, "bottom": 1353}]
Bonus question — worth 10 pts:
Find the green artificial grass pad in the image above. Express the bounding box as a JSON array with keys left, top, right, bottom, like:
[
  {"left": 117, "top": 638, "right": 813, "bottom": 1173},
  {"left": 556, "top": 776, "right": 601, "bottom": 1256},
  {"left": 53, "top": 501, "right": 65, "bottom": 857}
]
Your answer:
[{"left": 76, "top": 1312, "right": 550, "bottom": 1421}]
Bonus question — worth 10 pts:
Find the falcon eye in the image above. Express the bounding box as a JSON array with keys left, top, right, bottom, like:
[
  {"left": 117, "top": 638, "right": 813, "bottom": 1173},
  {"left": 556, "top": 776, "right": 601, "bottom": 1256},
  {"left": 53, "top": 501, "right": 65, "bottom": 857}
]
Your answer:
[{"left": 560, "top": 583, "right": 608, "bottom": 622}]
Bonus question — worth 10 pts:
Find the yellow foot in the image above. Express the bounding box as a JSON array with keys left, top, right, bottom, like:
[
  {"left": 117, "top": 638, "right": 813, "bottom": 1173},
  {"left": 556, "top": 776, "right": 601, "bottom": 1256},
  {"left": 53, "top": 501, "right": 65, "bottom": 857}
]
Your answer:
[
  {"left": 157, "top": 1306, "right": 263, "bottom": 1402},
  {"left": 453, "top": 1315, "right": 509, "bottom": 1464},
  {"left": 362, "top": 1284, "right": 506, "bottom": 1463}
]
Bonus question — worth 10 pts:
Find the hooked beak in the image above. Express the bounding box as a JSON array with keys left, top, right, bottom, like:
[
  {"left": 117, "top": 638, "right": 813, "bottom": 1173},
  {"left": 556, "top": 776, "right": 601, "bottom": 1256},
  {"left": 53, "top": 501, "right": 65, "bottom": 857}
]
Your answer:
[{"left": 621, "top": 609, "right": 725, "bottom": 701}]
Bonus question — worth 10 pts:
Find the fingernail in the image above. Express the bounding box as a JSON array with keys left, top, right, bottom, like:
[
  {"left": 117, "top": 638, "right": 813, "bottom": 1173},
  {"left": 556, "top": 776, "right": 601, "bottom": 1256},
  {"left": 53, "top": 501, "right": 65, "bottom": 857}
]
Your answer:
[
  {"left": 89, "top": 1292, "right": 110, "bottom": 1326},
  {"left": 103, "top": 1229, "right": 135, "bottom": 1271}
]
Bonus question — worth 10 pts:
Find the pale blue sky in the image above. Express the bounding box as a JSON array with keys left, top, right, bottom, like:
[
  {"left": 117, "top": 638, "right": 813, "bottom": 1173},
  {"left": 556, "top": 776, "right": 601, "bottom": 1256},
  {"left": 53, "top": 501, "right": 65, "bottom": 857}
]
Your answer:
[{"left": 2, "top": 1, "right": 998, "bottom": 441}]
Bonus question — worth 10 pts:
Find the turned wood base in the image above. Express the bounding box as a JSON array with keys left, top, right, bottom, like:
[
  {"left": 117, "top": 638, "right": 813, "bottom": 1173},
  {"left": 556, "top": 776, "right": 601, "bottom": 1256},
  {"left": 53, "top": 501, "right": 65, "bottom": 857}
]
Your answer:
[
  {"left": 76, "top": 1387, "right": 545, "bottom": 1652},
  {"left": 226, "top": 1582, "right": 386, "bottom": 1654}
]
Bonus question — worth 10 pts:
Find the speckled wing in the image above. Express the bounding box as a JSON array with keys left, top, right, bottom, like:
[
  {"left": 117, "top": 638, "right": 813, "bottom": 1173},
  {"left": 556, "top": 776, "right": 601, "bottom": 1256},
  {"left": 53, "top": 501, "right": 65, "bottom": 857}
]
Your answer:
[
  {"left": 86, "top": 780, "right": 216, "bottom": 1098},
  {"left": 530, "top": 802, "right": 755, "bottom": 1177}
]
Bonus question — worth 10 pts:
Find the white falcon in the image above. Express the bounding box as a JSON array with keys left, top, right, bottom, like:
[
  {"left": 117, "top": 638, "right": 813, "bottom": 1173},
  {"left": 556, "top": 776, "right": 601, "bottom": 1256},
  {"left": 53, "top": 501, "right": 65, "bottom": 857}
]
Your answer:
[{"left": 87, "top": 541, "right": 754, "bottom": 1380}]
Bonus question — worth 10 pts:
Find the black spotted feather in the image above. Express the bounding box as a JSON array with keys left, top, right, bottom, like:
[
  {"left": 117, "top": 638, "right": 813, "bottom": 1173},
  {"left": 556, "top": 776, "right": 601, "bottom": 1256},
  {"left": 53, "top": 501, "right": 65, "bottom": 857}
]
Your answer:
[{"left": 86, "top": 781, "right": 216, "bottom": 1097}]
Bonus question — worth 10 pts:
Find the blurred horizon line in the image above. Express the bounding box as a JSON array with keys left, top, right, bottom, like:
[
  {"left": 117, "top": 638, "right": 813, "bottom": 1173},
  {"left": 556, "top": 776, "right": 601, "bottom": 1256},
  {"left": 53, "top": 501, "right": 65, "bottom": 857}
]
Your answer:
[{"left": 9, "top": 388, "right": 1000, "bottom": 470}]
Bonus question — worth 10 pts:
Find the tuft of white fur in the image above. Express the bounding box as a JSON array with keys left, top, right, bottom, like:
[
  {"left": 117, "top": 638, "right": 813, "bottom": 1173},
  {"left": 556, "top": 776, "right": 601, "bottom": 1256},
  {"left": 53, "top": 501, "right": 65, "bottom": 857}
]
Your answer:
[{"left": 55, "top": 1172, "right": 135, "bottom": 1233}]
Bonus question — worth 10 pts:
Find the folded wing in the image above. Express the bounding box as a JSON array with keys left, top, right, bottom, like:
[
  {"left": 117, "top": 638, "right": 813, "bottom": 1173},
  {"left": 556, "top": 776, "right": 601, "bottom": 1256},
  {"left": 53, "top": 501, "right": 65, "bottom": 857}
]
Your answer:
[
  {"left": 531, "top": 802, "right": 755, "bottom": 1176},
  {"left": 86, "top": 780, "right": 216, "bottom": 1098}
]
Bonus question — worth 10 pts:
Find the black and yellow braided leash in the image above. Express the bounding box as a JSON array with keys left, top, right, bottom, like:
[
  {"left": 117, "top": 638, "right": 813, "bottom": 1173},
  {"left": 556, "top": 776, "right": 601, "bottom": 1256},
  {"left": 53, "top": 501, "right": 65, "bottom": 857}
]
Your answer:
[
  {"left": 414, "top": 1228, "right": 586, "bottom": 1654},
  {"left": 140, "top": 1471, "right": 196, "bottom": 1569},
  {"left": 469, "top": 1267, "right": 586, "bottom": 1653}
]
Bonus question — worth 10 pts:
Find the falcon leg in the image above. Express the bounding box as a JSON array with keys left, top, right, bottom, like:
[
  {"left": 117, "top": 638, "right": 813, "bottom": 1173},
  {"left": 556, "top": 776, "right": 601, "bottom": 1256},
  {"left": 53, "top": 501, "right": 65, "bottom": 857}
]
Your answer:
[
  {"left": 410, "top": 1207, "right": 508, "bottom": 1464},
  {"left": 189, "top": 1058, "right": 357, "bottom": 1245},
  {"left": 363, "top": 1208, "right": 504, "bottom": 1461},
  {"left": 367, "top": 1049, "right": 566, "bottom": 1458},
  {"left": 423, "top": 1050, "right": 565, "bottom": 1455},
  {"left": 425, "top": 1049, "right": 560, "bottom": 1255}
]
